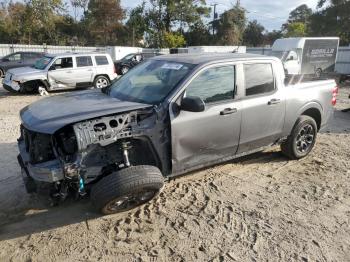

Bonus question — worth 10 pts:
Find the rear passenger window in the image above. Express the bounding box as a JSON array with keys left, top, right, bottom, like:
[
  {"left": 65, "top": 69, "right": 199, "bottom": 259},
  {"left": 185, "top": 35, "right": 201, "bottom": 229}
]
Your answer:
[
  {"left": 76, "top": 56, "right": 93, "bottom": 67},
  {"left": 186, "top": 66, "right": 235, "bottom": 103},
  {"left": 244, "top": 64, "right": 275, "bottom": 96},
  {"left": 95, "top": 56, "right": 109, "bottom": 65}
]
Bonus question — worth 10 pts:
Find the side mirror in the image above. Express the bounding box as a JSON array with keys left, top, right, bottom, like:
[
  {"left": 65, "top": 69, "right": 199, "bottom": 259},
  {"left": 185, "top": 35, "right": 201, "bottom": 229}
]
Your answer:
[
  {"left": 181, "top": 96, "right": 205, "bottom": 112},
  {"left": 49, "top": 65, "right": 56, "bottom": 71}
]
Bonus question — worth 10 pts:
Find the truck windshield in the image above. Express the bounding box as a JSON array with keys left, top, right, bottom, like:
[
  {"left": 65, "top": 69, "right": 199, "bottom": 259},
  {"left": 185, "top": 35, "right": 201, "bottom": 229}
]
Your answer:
[
  {"left": 271, "top": 51, "right": 288, "bottom": 61},
  {"left": 109, "top": 60, "right": 194, "bottom": 104},
  {"left": 33, "top": 56, "right": 53, "bottom": 70}
]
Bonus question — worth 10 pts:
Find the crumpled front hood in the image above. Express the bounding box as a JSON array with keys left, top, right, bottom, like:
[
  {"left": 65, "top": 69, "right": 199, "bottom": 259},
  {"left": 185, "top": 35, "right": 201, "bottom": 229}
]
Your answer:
[
  {"left": 20, "top": 89, "right": 152, "bottom": 134},
  {"left": 8, "top": 66, "right": 44, "bottom": 77}
]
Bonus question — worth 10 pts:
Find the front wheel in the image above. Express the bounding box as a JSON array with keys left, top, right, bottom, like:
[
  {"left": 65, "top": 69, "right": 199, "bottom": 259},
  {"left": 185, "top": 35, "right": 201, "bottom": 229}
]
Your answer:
[
  {"left": 91, "top": 165, "right": 164, "bottom": 214},
  {"left": 93, "top": 76, "right": 110, "bottom": 89},
  {"left": 281, "top": 115, "right": 317, "bottom": 159}
]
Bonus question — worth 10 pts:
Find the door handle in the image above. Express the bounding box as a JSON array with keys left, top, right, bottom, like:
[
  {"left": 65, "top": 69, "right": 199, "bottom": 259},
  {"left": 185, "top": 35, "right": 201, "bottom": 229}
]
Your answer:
[
  {"left": 220, "top": 108, "right": 237, "bottom": 115},
  {"left": 87, "top": 69, "right": 93, "bottom": 72},
  {"left": 268, "top": 99, "right": 281, "bottom": 105},
  {"left": 66, "top": 71, "right": 72, "bottom": 73}
]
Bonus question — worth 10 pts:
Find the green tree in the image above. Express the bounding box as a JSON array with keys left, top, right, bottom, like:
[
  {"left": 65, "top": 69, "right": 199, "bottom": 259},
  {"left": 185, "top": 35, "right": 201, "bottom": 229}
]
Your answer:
[
  {"left": 287, "top": 4, "right": 312, "bottom": 24},
  {"left": 309, "top": 0, "right": 350, "bottom": 44},
  {"left": 285, "top": 22, "right": 307, "bottom": 37},
  {"left": 184, "top": 21, "right": 212, "bottom": 46},
  {"left": 243, "top": 20, "right": 264, "bottom": 47},
  {"left": 282, "top": 4, "right": 312, "bottom": 36},
  {"left": 145, "top": 0, "right": 210, "bottom": 47},
  {"left": 216, "top": 4, "right": 247, "bottom": 45},
  {"left": 124, "top": 1, "right": 148, "bottom": 46},
  {"left": 164, "top": 31, "right": 186, "bottom": 47},
  {"left": 263, "top": 30, "right": 283, "bottom": 46},
  {"left": 85, "top": 0, "right": 124, "bottom": 45}
]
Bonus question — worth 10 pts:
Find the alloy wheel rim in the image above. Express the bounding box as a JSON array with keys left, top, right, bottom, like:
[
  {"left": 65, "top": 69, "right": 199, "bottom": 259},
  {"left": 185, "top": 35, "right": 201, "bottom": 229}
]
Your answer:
[
  {"left": 96, "top": 78, "right": 108, "bottom": 88},
  {"left": 295, "top": 124, "right": 315, "bottom": 153},
  {"left": 104, "top": 190, "right": 156, "bottom": 213},
  {"left": 122, "top": 67, "right": 129, "bottom": 74}
]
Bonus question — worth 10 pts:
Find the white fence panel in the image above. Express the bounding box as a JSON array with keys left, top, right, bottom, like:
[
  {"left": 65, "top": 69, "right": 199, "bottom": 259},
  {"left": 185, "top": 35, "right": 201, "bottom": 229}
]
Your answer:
[
  {"left": 246, "top": 47, "right": 272, "bottom": 55},
  {"left": 0, "top": 44, "right": 105, "bottom": 57}
]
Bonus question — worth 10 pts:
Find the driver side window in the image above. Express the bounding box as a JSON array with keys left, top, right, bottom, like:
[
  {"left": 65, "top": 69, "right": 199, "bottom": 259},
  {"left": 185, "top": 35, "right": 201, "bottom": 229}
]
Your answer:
[
  {"left": 53, "top": 57, "right": 73, "bottom": 69},
  {"left": 186, "top": 66, "right": 235, "bottom": 104}
]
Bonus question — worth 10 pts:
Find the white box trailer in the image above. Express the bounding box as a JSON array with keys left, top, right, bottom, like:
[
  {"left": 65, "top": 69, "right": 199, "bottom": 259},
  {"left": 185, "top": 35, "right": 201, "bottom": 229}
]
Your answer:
[
  {"left": 106, "top": 46, "right": 143, "bottom": 61},
  {"left": 188, "top": 46, "right": 246, "bottom": 54},
  {"left": 271, "top": 37, "right": 339, "bottom": 77}
]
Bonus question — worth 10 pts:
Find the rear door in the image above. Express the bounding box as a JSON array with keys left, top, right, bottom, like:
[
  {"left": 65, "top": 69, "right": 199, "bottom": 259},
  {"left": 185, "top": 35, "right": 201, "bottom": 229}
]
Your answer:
[
  {"left": 47, "top": 56, "right": 75, "bottom": 89},
  {"left": 237, "top": 62, "right": 285, "bottom": 154},
  {"left": 170, "top": 63, "right": 243, "bottom": 173},
  {"left": 72, "top": 56, "right": 94, "bottom": 88}
]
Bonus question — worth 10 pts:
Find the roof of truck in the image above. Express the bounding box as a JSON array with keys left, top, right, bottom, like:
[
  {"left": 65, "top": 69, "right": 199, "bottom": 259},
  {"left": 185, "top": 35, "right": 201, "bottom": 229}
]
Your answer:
[{"left": 152, "top": 53, "right": 277, "bottom": 65}]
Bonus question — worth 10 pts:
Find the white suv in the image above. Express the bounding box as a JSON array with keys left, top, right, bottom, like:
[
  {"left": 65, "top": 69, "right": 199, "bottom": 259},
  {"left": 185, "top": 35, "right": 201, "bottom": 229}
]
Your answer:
[{"left": 3, "top": 52, "right": 118, "bottom": 94}]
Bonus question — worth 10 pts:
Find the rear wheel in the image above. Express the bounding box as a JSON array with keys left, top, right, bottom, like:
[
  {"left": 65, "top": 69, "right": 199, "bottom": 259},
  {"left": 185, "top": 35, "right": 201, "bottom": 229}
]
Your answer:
[
  {"left": 315, "top": 68, "right": 322, "bottom": 78},
  {"left": 93, "top": 76, "right": 110, "bottom": 89},
  {"left": 91, "top": 165, "right": 164, "bottom": 214},
  {"left": 121, "top": 66, "right": 129, "bottom": 75},
  {"left": 0, "top": 68, "right": 4, "bottom": 78},
  {"left": 281, "top": 115, "right": 317, "bottom": 159}
]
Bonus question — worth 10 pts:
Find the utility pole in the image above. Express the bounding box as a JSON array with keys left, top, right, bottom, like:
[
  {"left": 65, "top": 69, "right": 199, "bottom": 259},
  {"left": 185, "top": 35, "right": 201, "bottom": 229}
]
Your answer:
[{"left": 211, "top": 3, "right": 218, "bottom": 35}]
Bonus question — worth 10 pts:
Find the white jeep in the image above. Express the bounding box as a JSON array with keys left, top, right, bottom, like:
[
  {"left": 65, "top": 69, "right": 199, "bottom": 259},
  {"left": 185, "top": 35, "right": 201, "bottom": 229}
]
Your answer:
[{"left": 3, "top": 52, "right": 118, "bottom": 94}]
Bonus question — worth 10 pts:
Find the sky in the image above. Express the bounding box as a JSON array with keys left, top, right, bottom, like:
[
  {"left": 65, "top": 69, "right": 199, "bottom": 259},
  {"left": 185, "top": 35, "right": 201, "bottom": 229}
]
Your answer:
[{"left": 120, "top": 0, "right": 320, "bottom": 31}]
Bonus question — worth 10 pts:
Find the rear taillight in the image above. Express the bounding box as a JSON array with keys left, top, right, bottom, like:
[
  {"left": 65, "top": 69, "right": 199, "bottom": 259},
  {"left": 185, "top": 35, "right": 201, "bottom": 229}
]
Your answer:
[{"left": 332, "top": 86, "right": 338, "bottom": 106}]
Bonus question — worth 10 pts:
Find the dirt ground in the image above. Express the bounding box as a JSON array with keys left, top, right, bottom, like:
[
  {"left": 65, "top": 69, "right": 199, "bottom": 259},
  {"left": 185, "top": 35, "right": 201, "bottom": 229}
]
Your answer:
[{"left": 0, "top": 83, "right": 350, "bottom": 262}]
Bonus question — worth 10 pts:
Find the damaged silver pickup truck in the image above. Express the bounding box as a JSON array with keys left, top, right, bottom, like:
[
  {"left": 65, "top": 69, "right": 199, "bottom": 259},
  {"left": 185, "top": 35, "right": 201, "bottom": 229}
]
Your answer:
[{"left": 17, "top": 53, "right": 338, "bottom": 214}]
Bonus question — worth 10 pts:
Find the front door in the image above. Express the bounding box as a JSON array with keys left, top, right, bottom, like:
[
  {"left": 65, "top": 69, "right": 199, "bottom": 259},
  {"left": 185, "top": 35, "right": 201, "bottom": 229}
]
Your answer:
[
  {"left": 170, "top": 64, "right": 242, "bottom": 173},
  {"left": 47, "top": 56, "right": 74, "bottom": 89}
]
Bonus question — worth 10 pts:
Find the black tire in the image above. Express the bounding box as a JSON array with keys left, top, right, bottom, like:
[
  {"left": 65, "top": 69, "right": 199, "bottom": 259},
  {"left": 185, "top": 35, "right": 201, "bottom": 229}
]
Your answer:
[
  {"left": 20, "top": 82, "right": 38, "bottom": 94},
  {"left": 93, "top": 75, "right": 110, "bottom": 89},
  {"left": 91, "top": 165, "right": 164, "bottom": 215},
  {"left": 121, "top": 66, "right": 130, "bottom": 75},
  {"left": 281, "top": 115, "right": 318, "bottom": 159},
  {"left": 0, "top": 68, "right": 4, "bottom": 78},
  {"left": 315, "top": 68, "right": 322, "bottom": 78}
]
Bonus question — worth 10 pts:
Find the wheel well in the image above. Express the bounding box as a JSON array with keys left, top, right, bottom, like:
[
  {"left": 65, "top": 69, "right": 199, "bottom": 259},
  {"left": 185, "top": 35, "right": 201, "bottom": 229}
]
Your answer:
[
  {"left": 24, "top": 80, "right": 49, "bottom": 89},
  {"left": 301, "top": 108, "right": 321, "bottom": 130},
  {"left": 94, "top": 74, "right": 110, "bottom": 82}
]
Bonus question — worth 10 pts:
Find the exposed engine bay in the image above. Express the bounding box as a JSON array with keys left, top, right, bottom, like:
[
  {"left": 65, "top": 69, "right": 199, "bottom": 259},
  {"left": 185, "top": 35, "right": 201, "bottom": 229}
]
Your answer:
[
  {"left": 18, "top": 108, "right": 164, "bottom": 204},
  {"left": 73, "top": 112, "right": 137, "bottom": 150}
]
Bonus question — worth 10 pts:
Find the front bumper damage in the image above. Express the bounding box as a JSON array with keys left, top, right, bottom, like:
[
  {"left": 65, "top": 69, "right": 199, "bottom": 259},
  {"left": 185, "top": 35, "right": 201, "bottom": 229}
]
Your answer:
[
  {"left": 18, "top": 139, "right": 64, "bottom": 193},
  {"left": 16, "top": 107, "right": 165, "bottom": 200}
]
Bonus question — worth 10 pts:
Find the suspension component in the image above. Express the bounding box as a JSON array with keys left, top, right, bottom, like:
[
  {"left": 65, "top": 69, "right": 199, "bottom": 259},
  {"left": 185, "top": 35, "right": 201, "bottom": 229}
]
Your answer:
[{"left": 122, "top": 142, "right": 132, "bottom": 167}]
